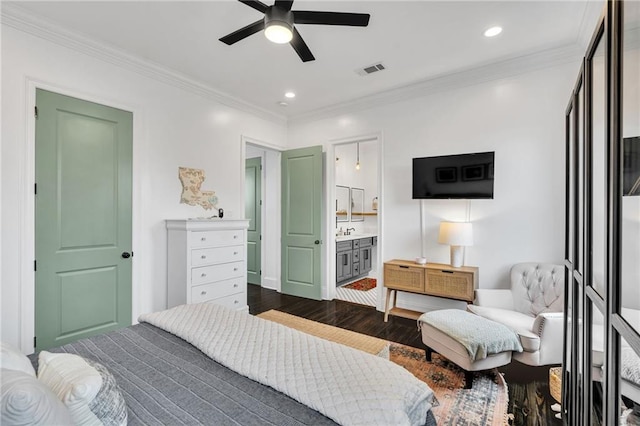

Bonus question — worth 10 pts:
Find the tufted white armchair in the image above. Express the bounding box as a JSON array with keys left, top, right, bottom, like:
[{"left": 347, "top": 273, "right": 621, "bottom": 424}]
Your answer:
[{"left": 466, "top": 263, "right": 565, "bottom": 366}]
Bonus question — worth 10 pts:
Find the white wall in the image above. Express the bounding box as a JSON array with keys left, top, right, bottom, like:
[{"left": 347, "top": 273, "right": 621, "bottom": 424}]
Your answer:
[
  {"left": 1, "top": 25, "right": 287, "bottom": 351},
  {"left": 289, "top": 62, "right": 579, "bottom": 312}
]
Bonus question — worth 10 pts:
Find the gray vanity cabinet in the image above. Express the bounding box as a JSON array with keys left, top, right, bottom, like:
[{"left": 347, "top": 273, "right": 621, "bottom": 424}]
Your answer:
[
  {"left": 336, "top": 237, "right": 376, "bottom": 286},
  {"left": 359, "top": 239, "right": 373, "bottom": 274},
  {"left": 336, "top": 241, "right": 353, "bottom": 283}
]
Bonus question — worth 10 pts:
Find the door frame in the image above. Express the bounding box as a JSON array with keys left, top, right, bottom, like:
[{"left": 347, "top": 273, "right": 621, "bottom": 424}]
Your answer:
[
  {"left": 19, "top": 79, "right": 143, "bottom": 353},
  {"left": 244, "top": 156, "right": 262, "bottom": 286},
  {"left": 241, "top": 135, "right": 283, "bottom": 292},
  {"left": 327, "top": 132, "right": 384, "bottom": 310}
]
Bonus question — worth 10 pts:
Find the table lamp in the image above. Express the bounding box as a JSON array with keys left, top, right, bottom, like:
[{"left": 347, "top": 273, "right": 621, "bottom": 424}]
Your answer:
[{"left": 438, "top": 221, "right": 473, "bottom": 267}]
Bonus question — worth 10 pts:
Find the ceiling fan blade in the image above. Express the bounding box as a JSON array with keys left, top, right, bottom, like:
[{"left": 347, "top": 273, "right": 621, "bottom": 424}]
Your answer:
[
  {"left": 219, "top": 19, "right": 265, "bottom": 45},
  {"left": 274, "top": 1, "right": 294, "bottom": 11},
  {"left": 238, "top": 0, "right": 268, "bottom": 14},
  {"left": 290, "top": 28, "right": 315, "bottom": 62},
  {"left": 293, "top": 11, "right": 370, "bottom": 26}
]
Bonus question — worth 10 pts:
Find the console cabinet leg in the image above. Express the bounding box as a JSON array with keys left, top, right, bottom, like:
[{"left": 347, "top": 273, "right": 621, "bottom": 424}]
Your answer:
[{"left": 384, "top": 289, "right": 394, "bottom": 322}]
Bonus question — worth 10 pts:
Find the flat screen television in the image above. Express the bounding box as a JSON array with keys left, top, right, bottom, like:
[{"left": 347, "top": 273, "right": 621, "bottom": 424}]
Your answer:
[{"left": 412, "top": 151, "right": 495, "bottom": 199}]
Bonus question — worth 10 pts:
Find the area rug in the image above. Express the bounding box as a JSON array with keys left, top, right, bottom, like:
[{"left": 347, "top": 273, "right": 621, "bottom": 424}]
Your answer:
[
  {"left": 342, "top": 277, "right": 377, "bottom": 291},
  {"left": 256, "top": 310, "right": 509, "bottom": 425},
  {"left": 390, "top": 345, "right": 509, "bottom": 426},
  {"left": 256, "top": 310, "right": 388, "bottom": 356}
]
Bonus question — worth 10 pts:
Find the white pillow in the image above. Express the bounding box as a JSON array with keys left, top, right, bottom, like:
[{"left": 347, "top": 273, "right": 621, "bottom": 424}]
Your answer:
[
  {"left": 1, "top": 342, "right": 36, "bottom": 376},
  {"left": 37, "top": 352, "right": 127, "bottom": 426},
  {"left": 1, "top": 369, "right": 72, "bottom": 425}
]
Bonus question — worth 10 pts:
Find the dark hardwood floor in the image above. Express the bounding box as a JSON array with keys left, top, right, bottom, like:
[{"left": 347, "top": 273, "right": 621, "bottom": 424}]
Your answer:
[
  {"left": 248, "top": 283, "right": 563, "bottom": 426},
  {"left": 248, "top": 283, "right": 424, "bottom": 347}
]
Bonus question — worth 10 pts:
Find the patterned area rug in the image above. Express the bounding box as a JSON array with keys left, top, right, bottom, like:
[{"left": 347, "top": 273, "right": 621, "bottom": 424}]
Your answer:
[
  {"left": 390, "top": 345, "right": 509, "bottom": 426},
  {"left": 257, "top": 310, "right": 508, "bottom": 425},
  {"left": 342, "top": 277, "right": 377, "bottom": 291}
]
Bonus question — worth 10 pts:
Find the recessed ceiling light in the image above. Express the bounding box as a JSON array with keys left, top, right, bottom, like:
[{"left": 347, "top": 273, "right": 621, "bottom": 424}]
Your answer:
[
  {"left": 277, "top": 101, "right": 288, "bottom": 107},
  {"left": 285, "top": 92, "right": 296, "bottom": 99},
  {"left": 484, "top": 26, "right": 503, "bottom": 37}
]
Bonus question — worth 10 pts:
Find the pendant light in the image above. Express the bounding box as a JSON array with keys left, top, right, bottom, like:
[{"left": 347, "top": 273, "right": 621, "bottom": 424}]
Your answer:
[{"left": 355, "top": 143, "right": 361, "bottom": 170}]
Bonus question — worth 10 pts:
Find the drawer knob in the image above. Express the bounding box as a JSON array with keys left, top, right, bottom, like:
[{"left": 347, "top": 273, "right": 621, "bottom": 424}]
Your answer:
[
  {"left": 233, "top": 235, "right": 238, "bottom": 239},
  {"left": 201, "top": 255, "right": 207, "bottom": 259},
  {"left": 201, "top": 273, "right": 207, "bottom": 277},
  {"left": 201, "top": 291, "right": 207, "bottom": 295},
  {"left": 201, "top": 237, "right": 206, "bottom": 241},
  {"left": 234, "top": 251, "right": 238, "bottom": 255},
  {"left": 233, "top": 284, "right": 238, "bottom": 288},
  {"left": 233, "top": 268, "right": 238, "bottom": 271},
  {"left": 234, "top": 300, "right": 239, "bottom": 304}
]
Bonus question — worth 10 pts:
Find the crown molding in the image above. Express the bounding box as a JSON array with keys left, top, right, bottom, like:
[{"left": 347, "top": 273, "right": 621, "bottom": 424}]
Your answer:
[
  {"left": 1, "top": 4, "right": 287, "bottom": 126},
  {"left": 2, "top": 3, "right": 596, "bottom": 129},
  {"left": 288, "top": 43, "right": 584, "bottom": 126}
]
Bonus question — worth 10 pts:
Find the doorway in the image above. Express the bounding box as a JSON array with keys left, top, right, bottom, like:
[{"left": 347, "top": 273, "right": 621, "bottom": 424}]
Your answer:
[
  {"left": 243, "top": 140, "right": 323, "bottom": 299},
  {"left": 332, "top": 137, "right": 381, "bottom": 308},
  {"left": 245, "top": 156, "right": 262, "bottom": 285}
]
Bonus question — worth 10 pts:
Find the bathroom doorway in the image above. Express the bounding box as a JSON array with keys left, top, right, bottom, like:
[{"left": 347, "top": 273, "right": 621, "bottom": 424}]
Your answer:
[{"left": 333, "top": 138, "right": 381, "bottom": 307}]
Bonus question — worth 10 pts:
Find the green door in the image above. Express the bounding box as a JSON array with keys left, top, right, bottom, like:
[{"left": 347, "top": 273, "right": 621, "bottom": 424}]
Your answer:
[
  {"left": 245, "top": 157, "right": 262, "bottom": 285},
  {"left": 35, "top": 89, "right": 133, "bottom": 351},
  {"left": 281, "top": 146, "right": 322, "bottom": 300}
]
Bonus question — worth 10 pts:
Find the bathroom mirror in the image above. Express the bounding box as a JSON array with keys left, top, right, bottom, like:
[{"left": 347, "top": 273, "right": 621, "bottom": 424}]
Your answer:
[
  {"left": 351, "top": 188, "right": 364, "bottom": 222},
  {"left": 336, "top": 185, "right": 350, "bottom": 222}
]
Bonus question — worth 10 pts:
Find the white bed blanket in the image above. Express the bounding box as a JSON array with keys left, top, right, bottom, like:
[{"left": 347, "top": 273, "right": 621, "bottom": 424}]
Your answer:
[{"left": 139, "top": 303, "right": 435, "bottom": 426}]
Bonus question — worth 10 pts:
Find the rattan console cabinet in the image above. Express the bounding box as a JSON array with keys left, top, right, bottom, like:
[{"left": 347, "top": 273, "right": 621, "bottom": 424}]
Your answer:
[{"left": 383, "top": 259, "right": 478, "bottom": 321}]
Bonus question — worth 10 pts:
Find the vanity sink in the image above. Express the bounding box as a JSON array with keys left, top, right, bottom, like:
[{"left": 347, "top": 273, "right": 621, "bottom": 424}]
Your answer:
[{"left": 336, "top": 233, "right": 376, "bottom": 242}]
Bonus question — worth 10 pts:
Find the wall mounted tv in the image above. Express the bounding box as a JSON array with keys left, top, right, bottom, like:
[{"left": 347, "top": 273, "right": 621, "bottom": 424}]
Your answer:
[{"left": 412, "top": 151, "right": 495, "bottom": 199}]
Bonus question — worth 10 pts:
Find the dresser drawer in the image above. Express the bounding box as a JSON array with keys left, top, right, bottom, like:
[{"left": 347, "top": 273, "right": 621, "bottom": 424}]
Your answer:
[
  {"left": 191, "top": 278, "right": 244, "bottom": 303},
  {"left": 189, "top": 230, "right": 244, "bottom": 248},
  {"left": 384, "top": 263, "right": 425, "bottom": 292},
  {"left": 192, "top": 261, "right": 244, "bottom": 285},
  {"left": 425, "top": 269, "right": 474, "bottom": 302},
  {"left": 205, "top": 292, "right": 246, "bottom": 310},
  {"left": 191, "top": 245, "right": 244, "bottom": 267}
]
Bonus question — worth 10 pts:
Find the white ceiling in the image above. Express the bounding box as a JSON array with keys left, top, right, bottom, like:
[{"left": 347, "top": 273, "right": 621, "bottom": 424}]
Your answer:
[{"left": 6, "top": 1, "right": 601, "bottom": 121}]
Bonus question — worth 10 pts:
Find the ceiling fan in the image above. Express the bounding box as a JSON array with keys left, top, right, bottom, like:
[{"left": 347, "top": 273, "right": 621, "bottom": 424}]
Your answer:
[{"left": 219, "top": 0, "right": 371, "bottom": 62}]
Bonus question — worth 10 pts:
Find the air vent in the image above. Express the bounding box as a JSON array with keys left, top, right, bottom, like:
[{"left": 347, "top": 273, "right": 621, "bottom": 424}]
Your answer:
[{"left": 356, "top": 62, "right": 386, "bottom": 76}]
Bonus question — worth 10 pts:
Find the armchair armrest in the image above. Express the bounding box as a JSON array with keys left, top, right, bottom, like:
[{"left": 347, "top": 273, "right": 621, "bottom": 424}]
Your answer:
[
  {"left": 474, "top": 289, "right": 514, "bottom": 310},
  {"left": 533, "top": 312, "right": 565, "bottom": 365}
]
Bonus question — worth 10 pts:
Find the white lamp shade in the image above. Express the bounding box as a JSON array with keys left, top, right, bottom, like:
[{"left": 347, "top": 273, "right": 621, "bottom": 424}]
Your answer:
[{"left": 438, "top": 221, "right": 473, "bottom": 246}]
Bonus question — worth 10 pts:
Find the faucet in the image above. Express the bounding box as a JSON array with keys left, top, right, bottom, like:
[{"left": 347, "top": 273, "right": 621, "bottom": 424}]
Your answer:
[{"left": 345, "top": 227, "right": 356, "bottom": 236}]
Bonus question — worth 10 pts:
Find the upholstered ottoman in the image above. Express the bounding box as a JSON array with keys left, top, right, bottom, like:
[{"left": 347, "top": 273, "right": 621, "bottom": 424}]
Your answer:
[{"left": 418, "top": 309, "right": 523, "bottom": 389}]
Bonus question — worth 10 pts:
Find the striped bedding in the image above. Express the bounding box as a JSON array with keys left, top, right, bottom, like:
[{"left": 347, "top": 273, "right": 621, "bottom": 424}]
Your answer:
[
  {"left": 32, "top": 323, "right": 337, "bottom": 425},
  {"left": 31, "top": 320, "right": 438, "bottom": 426}
]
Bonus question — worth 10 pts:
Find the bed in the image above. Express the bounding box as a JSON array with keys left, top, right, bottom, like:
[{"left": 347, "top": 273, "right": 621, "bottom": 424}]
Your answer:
[{"left": 10, "top": 304, "right": 437, "bottom": 426}]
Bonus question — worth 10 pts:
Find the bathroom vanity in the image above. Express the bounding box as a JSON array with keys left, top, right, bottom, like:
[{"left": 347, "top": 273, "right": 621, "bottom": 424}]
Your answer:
[{"left": 336, "top": 234, "right": 377, "bottom": 285}]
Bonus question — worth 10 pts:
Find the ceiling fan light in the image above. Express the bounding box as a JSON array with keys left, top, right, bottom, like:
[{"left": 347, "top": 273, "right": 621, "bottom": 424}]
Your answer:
[{"left": 265, "top": 22, "right": 293, "bottom": 44}]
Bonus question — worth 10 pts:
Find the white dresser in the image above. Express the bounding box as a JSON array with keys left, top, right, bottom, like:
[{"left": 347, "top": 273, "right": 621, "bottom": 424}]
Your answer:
[{"left": 166, "top": 219, "right": 250, "bottom": 311}]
